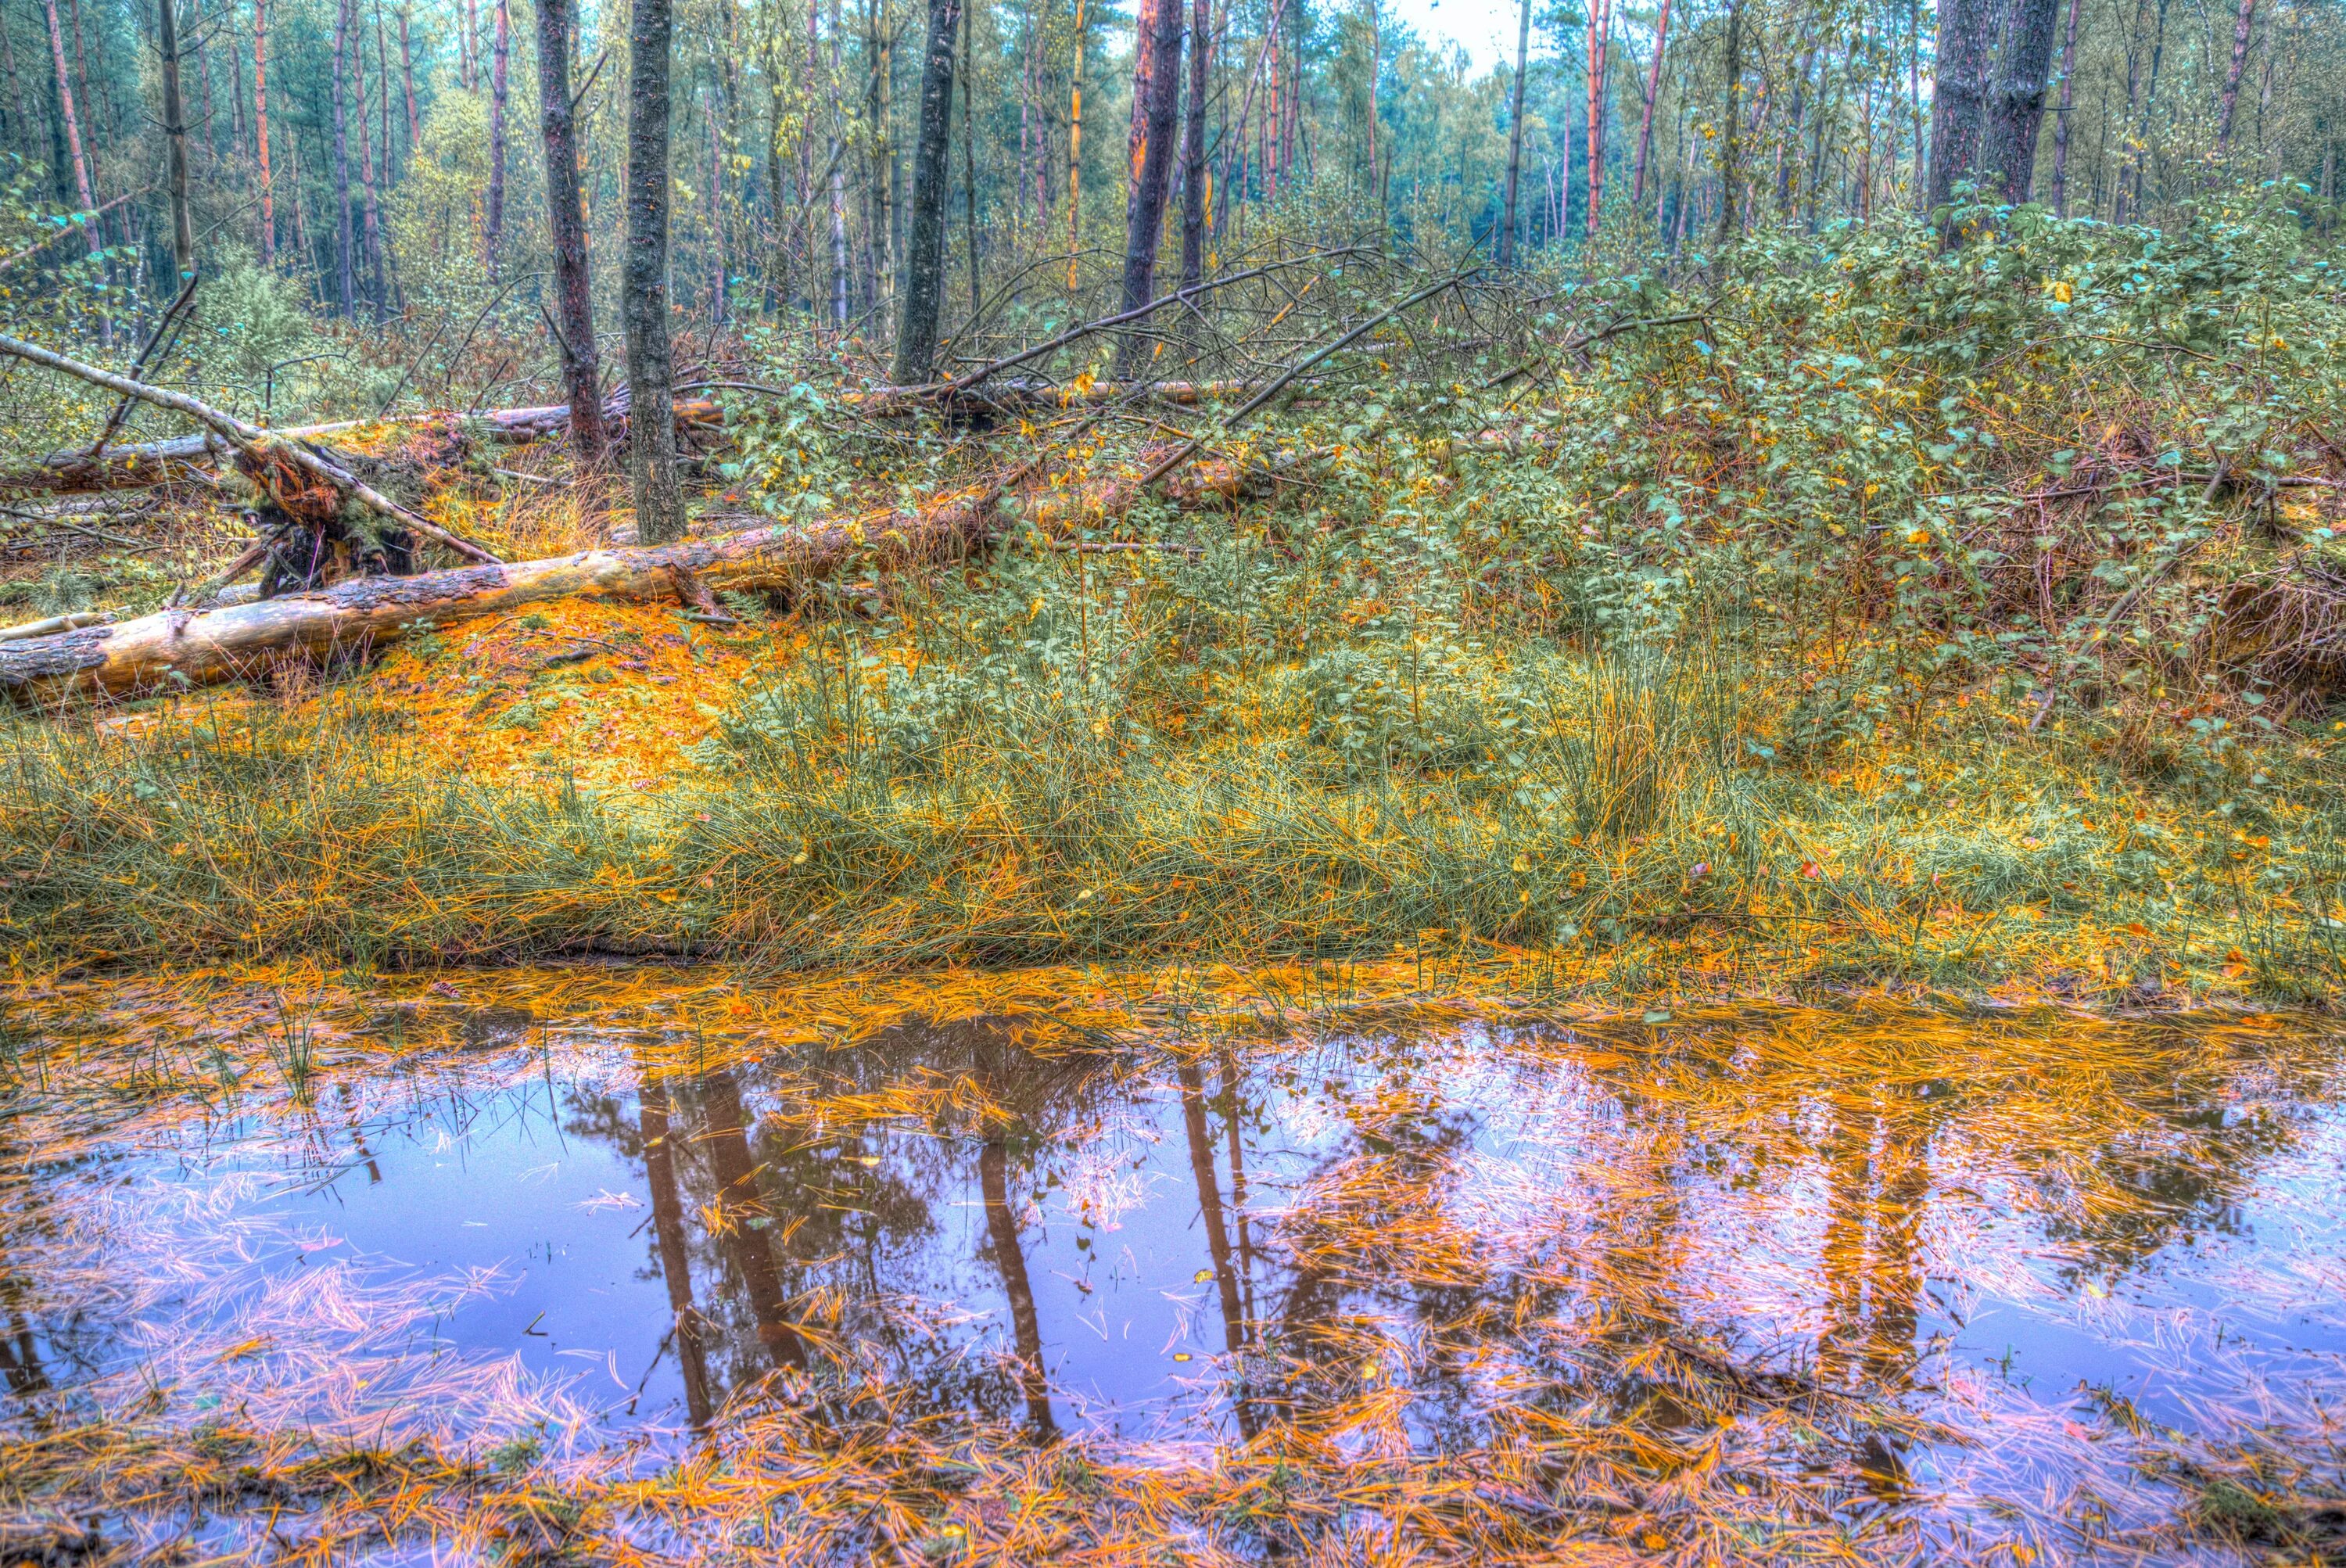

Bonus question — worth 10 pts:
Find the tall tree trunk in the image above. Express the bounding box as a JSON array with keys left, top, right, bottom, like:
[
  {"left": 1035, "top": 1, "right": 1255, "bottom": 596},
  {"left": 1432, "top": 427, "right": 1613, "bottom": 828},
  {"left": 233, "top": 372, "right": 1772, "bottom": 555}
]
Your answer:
[
  {"left": 372, "top": 0, "right": 396, "bottom": 185},
  {"left": 0, "top": 9, "right": 27, "bottom": 145},
  {"left": 1926, "top": 0, "right": 1998, "bottom": 213},
  {"left": 1114, "top": 0, "right": 1182, "bottom": 371},
  {"left": 890, "top": 0, "right": 960, "bottom": 381},
  {"left": 332, "top": 0, "right": 355, "bottom": 316},
  {"left": 1178, "top": 0, "right": 1209, "bottom": 289},
  {"left": 485, "top": 0, "right": 510, "bottom": 280},
  {"left": 960, "top": 0, "right": 979, "bottom": 312},
  {"left": 37, "top": 0, "right": 97, "bottom": 259},
  {"left": 1066, "top": 0, "right": 1084, "bottom": 292},
  {"left": 1716, "top": 0, "right": 1742, "bottom": 246},
  {"left": 460, "top": 0, "right": 475, "bottom": 88},
  {"left": 2048, "top": 0, "right": 2082, "bottom": 213},
  {"left": 253, "top": 0, "right": 273, "bottom": 262},
  {"left": 624, "top": 0, "right": 687, "bottom": 542},
  {"left": 2123, "top": 0, "right": 2168, "bottom": 218},
  {"left": 356, "top": 20, "right": 386, "bottom": 313},
  {"left": 1585, "top": 0, "right": 1612, "bottom": 237},
  {"left": 1978, "top": 0, "right": 2061, "bottom": 201},
  {"left": 1778, "top": 45, "right": 1815, "bottom": 216},
  {"left": 2213, "top": 0, "right": 2254, "bottom": 155},
  {"left": 534, "top": 0, "right": 608, "bottom": 472},
  {"left": 1498, "top": 0, "right": 1530, "bottom": 264},
  {"left": 827, "top": 0, "right": 849, "bottom": 323},
  {"left": 1630, "top": 0, "right": 1671, "bottom": 206},
  {"left": 156, "top": 0, "right": 195, "bottom": 280},
  {"left": 707, "top": 92, "right": 726, "bottom": 325},
  {"left": 398, "top": 5, "right": 418, "bottom": 145},
  {"left": 1907, "top": 0, "right": 1923, "bottom": 206}
]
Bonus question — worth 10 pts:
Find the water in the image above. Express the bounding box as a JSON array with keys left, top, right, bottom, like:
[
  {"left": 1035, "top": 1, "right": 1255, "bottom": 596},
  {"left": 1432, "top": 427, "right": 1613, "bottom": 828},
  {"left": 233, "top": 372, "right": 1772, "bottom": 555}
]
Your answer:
[{"left": 3, "top": 971, "right": 2344, "bottom": 1561}]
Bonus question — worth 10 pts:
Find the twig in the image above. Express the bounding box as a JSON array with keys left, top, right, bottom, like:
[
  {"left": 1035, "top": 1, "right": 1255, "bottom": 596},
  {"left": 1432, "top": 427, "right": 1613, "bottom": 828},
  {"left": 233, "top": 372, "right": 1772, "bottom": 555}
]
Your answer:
[{"left": 1135, "top": 272, "right": 1472, "bottom": 490}]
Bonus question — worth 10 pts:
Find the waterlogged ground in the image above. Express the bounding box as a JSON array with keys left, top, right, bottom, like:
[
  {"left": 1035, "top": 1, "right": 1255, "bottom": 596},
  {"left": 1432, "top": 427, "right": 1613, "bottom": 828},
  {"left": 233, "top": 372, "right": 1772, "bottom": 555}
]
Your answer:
[{"left": 2, "top": 968, "right": 2344, "bottom": 1564}]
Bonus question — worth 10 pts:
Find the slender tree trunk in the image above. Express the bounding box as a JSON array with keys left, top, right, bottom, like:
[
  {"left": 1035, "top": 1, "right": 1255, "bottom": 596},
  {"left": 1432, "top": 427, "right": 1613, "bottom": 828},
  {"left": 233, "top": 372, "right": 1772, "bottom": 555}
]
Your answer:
[
  {"left": 707, "top": 92, "right": 726, "bottom": 325},
  {"left": 460, "top": 0, "right": 475, "bottom": 88},
  {"left": 332, "top": 0, "right": 355, "bottom": 316},
  {"left": 1364, "top": 0, "right": 1379, "bottom": 212},
  {"left": 2111, "top": 0, "right": 2147, "bottom": 220},
  {"left": 485, "top": 0, "right": 510, "bottom": 280},
  {"left": 37, "top": 0, "right": 96, "bottom": 258},
  {"left": 1927, "top": 0, "right": 1998, "bottom": 216},
  {"left": 1630, "top": 0, "right": 1671, "bottom": 206},
  {"left": 2124, "top": 0, "right": 2168, "bottom": 217},
  {"left": 156, "top": 0, "right": 195, "bottom": 279},
  {"left": 2213, "top": 0, "right": 2254, "bottom": 155},
  {"left": 356, "top": 23, "right": 386, "bottom": 313},
  {"left": 1066, "top": 0, "right": 1084, "bottom": 291},
  {"left": 372, "top": 0, "right": 395, "bottom": 185},
  {"left": 1585, "top": 0, "right": 1611, "bottom": 238},
  {"left": 827, "top": 0, "right": 849, "bottom": 323},
  {"left": 2048, "top": 0, "right": 2082, "bottom": 213},
  {"left": 1779, "top": 46, "right": 1814, "bottom": 216},
  {"left": 960, "top": 0, "right": 979, "bottom": 312},
  {"left": 1907, "top": 0, "right": 1923, "bottom": 206},
  {"left": 398, "top": 6, "right": 418, "bottom": 145},
  {"left": 1716, "top": 0, "right": 1742, "bottom": 246},
  {"left": 1978, "top": 0, "right": 2061, "bottom": 202},
  {"left": 534, "top": 0, "right": 608, "bottom": 472},
  {"left": 1179, "top": 0, "right": 1209, "bottom": 290},
  {"left": 625, "top": 0, "right": 687, "bottom": 541},
  {"left": 1498, "top": 0, "right": 1530, "bottom": 264},
  {"left": 0, "top": 9, "right": 27, "bottom": 145},
  {"left": 1115, "top": 0, "right": 1182, "bottom": 370}
]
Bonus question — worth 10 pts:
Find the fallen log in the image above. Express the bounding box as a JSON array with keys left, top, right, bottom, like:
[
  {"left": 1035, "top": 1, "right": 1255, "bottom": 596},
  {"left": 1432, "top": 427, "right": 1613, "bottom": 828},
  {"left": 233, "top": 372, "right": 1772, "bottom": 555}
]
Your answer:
[{"left": 0, "top": 450, "right": 1287, "bottom": 706}]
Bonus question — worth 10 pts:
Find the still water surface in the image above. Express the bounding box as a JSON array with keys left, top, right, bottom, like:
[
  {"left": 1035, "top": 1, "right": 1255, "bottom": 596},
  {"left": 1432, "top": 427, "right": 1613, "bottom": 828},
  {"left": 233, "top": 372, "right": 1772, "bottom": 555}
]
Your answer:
[{"left": 3, "top": 973, "right": 2344, "bottom": 1559}]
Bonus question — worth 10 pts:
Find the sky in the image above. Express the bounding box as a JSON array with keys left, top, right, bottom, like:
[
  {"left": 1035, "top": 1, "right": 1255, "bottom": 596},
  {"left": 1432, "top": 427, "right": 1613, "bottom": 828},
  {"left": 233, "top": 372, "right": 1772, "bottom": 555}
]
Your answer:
[{"left": 1380, "top": 0, "right": 1524, "bottom": 74}]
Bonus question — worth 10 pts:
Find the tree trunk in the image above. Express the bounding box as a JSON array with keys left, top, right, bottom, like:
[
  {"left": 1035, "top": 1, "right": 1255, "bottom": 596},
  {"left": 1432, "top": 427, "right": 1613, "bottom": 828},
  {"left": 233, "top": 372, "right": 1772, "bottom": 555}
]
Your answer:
[
  {"left": 37, "top": 0, "right": 98, "bottom": 260},
  {"left": 1066, "top": 0, "right": 1085, "bottom": 293},
  {"left": 1178, "top": 0, "right": 1210, "bottom": 292},
  {"left": 1630, "top": 0, "right": 1671, "bottom": 206},
  {"left": 0, "top": 8, "right": 27, "bottom": 144},
  {"left": 1114, "top": 0, "right": 1182, "bottom": 371},
  {"left": 827, "top": 0, "right": 849, "bottom": 324},
  {"left": 1927, "top": 0, "right": 1999, "bottom": 214},
  {"left": 2048, "top": 0, "right": 2082, "bottom": 213},
  {"left": 0, "top": 454, "right": 1269, "bottom": 705},
  {"left": 960, "top": 0, "right": 979, "bottom": 312},
  {"left": 332, "top": 0, "right": 355, "bottom": 316},
  {"left": 156, "top": 0, "right": 195, "bottom": 280},
  {"left": 374, "top": 0, "right": 396, "bottom": 184},
  {"left": 535, "top": 0, "right": 608, "bottom": 475},
  {"left": 2122, "top": 0, "right": 2168, "bottom": 219},
  {"left": 2213, "top": 0, "right": 2254, "bottom": 155},
  {"left": 253, "top": 0, "right": 273, "bottom": 262},
  {"left": 1716, "top": 0, "right": 1741, "bottom": 246},
  {"left": 1978, "top": 0, "right": 2062, "bottom": 202},
  {"left": 485, "top": 0, "right": 510, "bottom": 281},
  {"left": 1585, "top": 0, "right": 1611, "bottom": 238},
  {"left": 624, "top": 0, "right": 686, "bottom": 542},
  {"left": 1498, "top": 0, "right": 1530, "bottom": 265},
  {"left": 398, "top": 5, "right": 419, "bottom": 145},
  {"left": 357, "top": 8, "right": 386, "bottom": 311},
  {"left": 706, "top": 92, "right": 726, "bottom": 325},
  {"left": 891, "top": 0, "right": 961, "bottom": 382}
]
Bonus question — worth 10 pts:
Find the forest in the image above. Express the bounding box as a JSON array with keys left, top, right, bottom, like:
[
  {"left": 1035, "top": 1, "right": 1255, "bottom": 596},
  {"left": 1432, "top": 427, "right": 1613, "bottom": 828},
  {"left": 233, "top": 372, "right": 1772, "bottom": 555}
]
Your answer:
[{"left": 0, "top": 0, "right": 2344, "bottom": 1554}]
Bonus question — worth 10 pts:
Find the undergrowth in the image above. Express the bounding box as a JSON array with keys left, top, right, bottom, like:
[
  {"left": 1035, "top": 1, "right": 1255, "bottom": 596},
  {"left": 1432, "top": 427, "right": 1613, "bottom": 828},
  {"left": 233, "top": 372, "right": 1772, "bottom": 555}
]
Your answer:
[{"left": 6, "top": 199, "right": 2346, "bottom": 1002}]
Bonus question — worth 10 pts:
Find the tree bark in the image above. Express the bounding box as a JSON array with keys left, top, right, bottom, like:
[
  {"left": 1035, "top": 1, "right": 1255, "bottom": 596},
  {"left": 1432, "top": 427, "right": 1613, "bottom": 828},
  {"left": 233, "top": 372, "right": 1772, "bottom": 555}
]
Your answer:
[
  {"left": 357, "top": 33, "right": 387, "bottom": 311},
  {"left": 156, "top": 0, "right": 196, "bottom": 280},
  {"left": 1498, "top": 0, "right": 1530, "bottom": 265},
  {"left": 1716, "top": 0, "right": 1742, "bottom": 246},
  {"left": 535, "top": 0, "right": 608, "bottom": 475},
  {"left": 485, "top": 0, "right": 510, "bottom": 281},
  {"left": 1927, "top": 0, "right": 1999, "bottom": 214},
  {"left": 1630, "top": 0, "right": 1671, "bottom": 206},
  {"left": 398, "top": 5, "right": 419, "bottom": 145},
  {"left": 37, "top": 0, "right": 99, "bottom": 260},
  {"left": 1066, "top": 0, "right": 1084, "bottom": 292},
  {"left": 332, "top": 0, "right": 355, "bottom": 317},
  {"left": 253, "top": 0, "right": 274, "bottom": 263},
  {"left": 1585, "top": 0, "right": 1612, "bottom": 238},
  {"left": 891, "top": 0, "right": 961, "bottom": 382},
  {"left": 624, "top": 0, "right": 687, "bottom": 542},
  {"left": 1178, "top": 0, "right": 1210, "bottom": 292},
  {"left": 2048, "top": 0, "right": 2082, "bottom": 213},
  {"left": 2214, "top": 0, "right": 2255, "bottom": 155},
  {"left": 0, "top": 453, "right": 1270, "bottom": 705},
  {"left": 1978, "top": 0, "right": 2063, "bottom": 203},
  {"left": 1115, "top": 0, "right": 1182, "bottom": 371}
]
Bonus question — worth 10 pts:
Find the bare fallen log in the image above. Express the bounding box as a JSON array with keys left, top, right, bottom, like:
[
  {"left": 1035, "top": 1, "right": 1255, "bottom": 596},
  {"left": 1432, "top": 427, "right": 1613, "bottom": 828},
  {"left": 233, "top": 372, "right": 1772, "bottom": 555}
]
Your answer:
[{"left": 0, "top": 450, "right": 1288, "bottom": 706}]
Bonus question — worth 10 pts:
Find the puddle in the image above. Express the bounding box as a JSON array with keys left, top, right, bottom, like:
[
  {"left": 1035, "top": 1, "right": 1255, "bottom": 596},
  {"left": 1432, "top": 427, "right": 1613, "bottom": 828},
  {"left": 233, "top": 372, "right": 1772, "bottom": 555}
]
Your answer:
[{"left": 3, "top": 974, "right": 2345, "bottom": 1562}]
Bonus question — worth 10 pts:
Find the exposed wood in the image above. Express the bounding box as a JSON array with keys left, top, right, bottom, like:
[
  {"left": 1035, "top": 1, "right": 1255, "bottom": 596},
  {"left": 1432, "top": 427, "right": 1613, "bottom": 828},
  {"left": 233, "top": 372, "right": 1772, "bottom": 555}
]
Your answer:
[
  {"left": 0, "top": 611, "right": 113, "bottom": 644},
  {"left": 0, "top": 451, "right": 1282, "bottom": 705},
  {"left": 623, "top": 0, "right": 686, "bottom": 541},
  {"left": 0, "top": 332, "right": 500, "bottom": 565}
]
